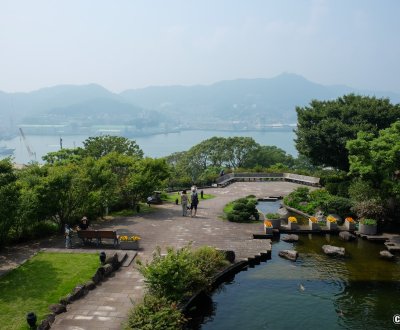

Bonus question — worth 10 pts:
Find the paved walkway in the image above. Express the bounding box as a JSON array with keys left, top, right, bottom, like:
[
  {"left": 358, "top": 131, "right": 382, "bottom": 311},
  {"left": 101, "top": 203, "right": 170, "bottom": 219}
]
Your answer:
[{"left": 0, "top": 182, "right": 303, "bottom": 329}]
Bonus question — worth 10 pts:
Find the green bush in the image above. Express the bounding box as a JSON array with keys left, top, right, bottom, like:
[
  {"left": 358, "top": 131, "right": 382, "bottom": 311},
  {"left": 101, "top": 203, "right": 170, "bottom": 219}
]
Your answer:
[
  {"left": 266, "top": 213, "right": 280, "bottom": 219},
  {"left": 138, "top": 246, "right": 206, "bottom": 302},
  {"left": 125, "top": 294, "right": 186, "bottom": 330},
  {"left": 284, "top": 187, "right": 352, "bottom": 217},
  {"left": 225, "top": 197, "right": 259, "bottom": 222},
  {"left": 191, "top": 246, "right": 229, "bottom": 282},
  {"left": 321, "top": 196, "right": 353, "bottom": 219}
]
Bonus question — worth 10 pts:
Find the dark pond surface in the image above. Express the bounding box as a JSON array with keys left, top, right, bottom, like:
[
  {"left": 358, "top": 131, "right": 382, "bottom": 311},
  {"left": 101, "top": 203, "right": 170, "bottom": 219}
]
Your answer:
[{"left": 199, "top": 234, "right": 400, "bottom": 330}]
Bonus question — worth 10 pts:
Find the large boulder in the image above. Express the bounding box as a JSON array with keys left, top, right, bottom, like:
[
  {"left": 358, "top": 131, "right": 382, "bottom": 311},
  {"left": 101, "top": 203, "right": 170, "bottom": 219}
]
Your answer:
[
  {"left": 279, "top": 250, "right": 298, "bottom": 261},
  {"left": 339, "top": 231, "right": 356, "bottom": 241},
  {"left": 322, "top": 245, "right": 345, "bottom": 256},
  {"left": 282, "top": 234, "right": 299, "bottom": 242}
]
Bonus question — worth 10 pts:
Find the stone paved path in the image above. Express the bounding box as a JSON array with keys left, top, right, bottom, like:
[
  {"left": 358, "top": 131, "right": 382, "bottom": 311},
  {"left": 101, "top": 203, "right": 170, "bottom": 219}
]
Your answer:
[{"left": 0, "top": 182, "right": 303, "bottom": 329}]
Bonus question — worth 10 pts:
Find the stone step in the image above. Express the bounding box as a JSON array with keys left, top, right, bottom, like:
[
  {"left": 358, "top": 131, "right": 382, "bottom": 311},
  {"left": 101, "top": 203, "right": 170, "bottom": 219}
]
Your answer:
[{"left": 121, "top": 251, "right": 137, "bottom": 267}]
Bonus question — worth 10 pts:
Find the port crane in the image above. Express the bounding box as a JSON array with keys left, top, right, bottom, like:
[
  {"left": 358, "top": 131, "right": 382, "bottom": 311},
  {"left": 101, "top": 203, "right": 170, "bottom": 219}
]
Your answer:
[{"left": 19, "top": 128, "right": 36, "bottom": 160}]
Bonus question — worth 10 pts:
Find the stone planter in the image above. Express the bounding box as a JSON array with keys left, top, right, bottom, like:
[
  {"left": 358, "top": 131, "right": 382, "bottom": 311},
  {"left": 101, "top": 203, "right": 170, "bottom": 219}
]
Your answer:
[
  {"left": 287, "top": 221, "right": 298, "bottom": 230},
  {"left": 264, "top": 225, "right": 273, "bottom": 235},
  {"left": 359, "top": 223, "right": 377, "bottom": 235},
  {"left": 326, "top": 221, "right": 338, "bottom": 230},
  {"left": 344, "top": 220, "right": 356, "bottom": 231},
  {"left": 267, "top": 218, "right": 281, "bottom": 229},
  {"left": 120, "top": 240, "right": 139, "bottom": 250},
  {"left": 309, "top": 220, "right": 320, "bottom": 230}
]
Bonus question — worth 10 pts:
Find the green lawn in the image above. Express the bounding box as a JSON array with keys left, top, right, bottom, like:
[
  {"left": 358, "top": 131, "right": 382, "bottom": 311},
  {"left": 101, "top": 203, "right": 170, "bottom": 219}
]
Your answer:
[
  {"left": 163, "top": 192, "right": 215, "bottom": 203},
  {"left": 0, "top": 252, "right": 99, "bottom": 330}
]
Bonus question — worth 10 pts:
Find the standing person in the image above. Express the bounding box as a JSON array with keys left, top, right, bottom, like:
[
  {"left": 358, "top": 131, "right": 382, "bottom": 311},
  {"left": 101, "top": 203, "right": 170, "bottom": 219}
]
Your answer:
[
  {"left": 64, "top": 224, "right": 72, "bottom": 249},
  {"left": 190, "top": 186, "right": 199, "bottom": 217},
  {"left": 181, "top": 190, "right": 188, "bottom": 216}
]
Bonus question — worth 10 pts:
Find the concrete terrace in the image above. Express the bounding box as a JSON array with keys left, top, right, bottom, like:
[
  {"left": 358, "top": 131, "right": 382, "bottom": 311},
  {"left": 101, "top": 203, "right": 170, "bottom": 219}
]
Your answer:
[{"left": 1, "top": 181, "right": 308, "bottom": 329}]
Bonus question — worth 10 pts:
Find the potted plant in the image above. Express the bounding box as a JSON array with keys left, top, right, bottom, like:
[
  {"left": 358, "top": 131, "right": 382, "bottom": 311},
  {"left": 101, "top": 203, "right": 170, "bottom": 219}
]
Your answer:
[
  {"left": 288, "top": 216, "right": 298, "bottom": 230},
  {"left": 264, "top": 220, "right": 273, "bottom": 235},
  {"left": 265, "top": 213, "right": 282, "bottom": 229},
  {"left": 358, "top": 218, "right": 377, "bottom": 235},
  {"left": 119, "top": 235, "right": 141, "bottom": 250},
  {"left": 326, "top": 215, "right": 338, "bottom": 230},
  {"left": 344, "top": 217, "right": 356, "bottom": 231},
  {"left": 309, "top": 216, "right": 320, "bottom": 230}
]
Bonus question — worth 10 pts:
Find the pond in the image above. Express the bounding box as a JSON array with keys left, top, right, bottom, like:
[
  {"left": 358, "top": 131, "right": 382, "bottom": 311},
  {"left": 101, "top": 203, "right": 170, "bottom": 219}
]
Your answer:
[{"left": 199, "top": 234, "right": 400, "bottom": 330}]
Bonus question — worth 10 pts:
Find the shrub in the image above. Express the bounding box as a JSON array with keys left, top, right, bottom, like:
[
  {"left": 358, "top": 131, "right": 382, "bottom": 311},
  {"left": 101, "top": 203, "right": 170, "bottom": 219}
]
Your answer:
[
  {"left": 137, "top": 246, "right": 206, "bottom": 302},
  {"left": 225, "top": 197, "right": 259, "bottom": 222},
  {"left": 351, "top": 199, "right": 385, "bottom": 220},
  {"left": 191, "top": 246, "right": 229, "bottom": 282},
  {"left": 125, "top": 294, "right": 186, "bottom": 330},
  {"left": 320, "top": 196, "right": 353, "bottom": 219}
]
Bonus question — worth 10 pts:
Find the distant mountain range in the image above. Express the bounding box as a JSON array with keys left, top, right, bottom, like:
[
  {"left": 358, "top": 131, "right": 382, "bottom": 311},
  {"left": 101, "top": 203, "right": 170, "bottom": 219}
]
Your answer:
[{"left": 1, "top": 73, "right": 399, "bottom": 137}]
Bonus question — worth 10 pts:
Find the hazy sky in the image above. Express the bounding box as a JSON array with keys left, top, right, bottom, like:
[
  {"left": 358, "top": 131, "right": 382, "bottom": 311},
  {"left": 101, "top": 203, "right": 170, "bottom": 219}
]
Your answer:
[{"left": 1, "top": 0, "right": 400, "bottom": 93}]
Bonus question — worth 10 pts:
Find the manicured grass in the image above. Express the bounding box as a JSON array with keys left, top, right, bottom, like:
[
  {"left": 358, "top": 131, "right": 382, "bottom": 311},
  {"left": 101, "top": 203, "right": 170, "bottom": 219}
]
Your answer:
[
  {"left": 0, "top": 252, "right": 99, "bottom": 329},
  {"left": 163, "top": 192, "right": 215, "bottom": 203}
]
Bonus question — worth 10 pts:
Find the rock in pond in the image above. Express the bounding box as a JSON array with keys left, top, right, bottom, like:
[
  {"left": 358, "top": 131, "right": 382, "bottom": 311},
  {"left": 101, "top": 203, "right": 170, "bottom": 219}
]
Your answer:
[
  {"left": 322, "top": 245, "right": 345, "bottom": 256},
  {"left": 279, "top": 250, "right": 298, "bottom": 261},
  {"left": 282, "top": 234, "right": 299, "bottom": 242},
  {"left": 339, "top": 231, "right": 356, "bottom": 241},
  {"left": 380, "top": 250, "right": 395, "bottom": 260}
]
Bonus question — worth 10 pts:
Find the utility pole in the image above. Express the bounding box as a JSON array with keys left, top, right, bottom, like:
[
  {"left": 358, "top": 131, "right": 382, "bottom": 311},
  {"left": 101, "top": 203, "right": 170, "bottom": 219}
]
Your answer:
[{"left": 60, "top": 137, "right": 63, "bottom": 149}]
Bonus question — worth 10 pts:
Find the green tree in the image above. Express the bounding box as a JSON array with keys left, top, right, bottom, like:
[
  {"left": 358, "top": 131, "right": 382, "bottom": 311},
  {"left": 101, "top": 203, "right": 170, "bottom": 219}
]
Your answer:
[
  {"left": 125, "top": 158, "right": 170, "bottom": 206},
  {"left": 296, "top": 94, "right": 400, "bottom": 170},
  {"left": 83, "top": 135, "right": 144, "bottom": 159},
  {"left": 36, "top": 163, "right": 89, "bottom": 231},
  {"left": 42, "top": 148, "right": 83, "bottom": 164},
  {"left": 347, "top": 121, "right": 400, "bottom": 222},
  {"left": 224, "top": 137, "right": 259, "bottom": 169},
  {"left": 243, "top": 145, "right": 293, "bottom": 168},
  {"left": 0, "top": 159, "right": 19, "bottom": 246}
]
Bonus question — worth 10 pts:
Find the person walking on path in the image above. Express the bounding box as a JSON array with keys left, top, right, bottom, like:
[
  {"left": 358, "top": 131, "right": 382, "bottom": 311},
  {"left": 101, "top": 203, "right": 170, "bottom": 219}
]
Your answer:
[
  {"left": 190, "top": 186, "right": 199, "bottom": 217},
  {"left": 181, "top": 190, "right": 188, "bottom": 216}
]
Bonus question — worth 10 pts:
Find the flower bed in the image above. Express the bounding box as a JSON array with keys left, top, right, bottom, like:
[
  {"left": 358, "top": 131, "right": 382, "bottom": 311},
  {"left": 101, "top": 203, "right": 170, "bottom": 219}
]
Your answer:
[
  {"left": 288, "top": 216, "right": 298, "bottom": 230},
  {"left": 309, "top": 217, "right": 320, "bottom": 230},
  {"left": 344, "top": 217, "right": 356, "bottom": 231},
  {"left": 119, "top": 235, "right": 141, "bottom": 250},
  {"left": 359, "top": 219, "right": 377, "bottom": 235},
  {"left": 264, "top": 220, "right": 273, "bottom": 234},
  {"left": 326, "top": 216, "right": 338, "bottom": 230}
]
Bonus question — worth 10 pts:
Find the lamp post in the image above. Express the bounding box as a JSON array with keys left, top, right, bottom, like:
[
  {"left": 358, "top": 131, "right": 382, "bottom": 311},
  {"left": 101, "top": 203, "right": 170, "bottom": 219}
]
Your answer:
[
  {"left": 26, "top": 312, "right": 37, "bottom": 329},
  {"left": 99, "top": 251, "right": 106, "bottom": 264}
]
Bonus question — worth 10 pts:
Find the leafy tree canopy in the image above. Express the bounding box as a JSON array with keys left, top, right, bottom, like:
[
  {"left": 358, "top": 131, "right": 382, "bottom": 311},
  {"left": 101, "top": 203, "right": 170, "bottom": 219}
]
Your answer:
[
  {"left": 295, "top": 94, "right": 400, "bottom": 171},
  {"left": 82, "top": 135, "right": 143, "bottom": 159}
]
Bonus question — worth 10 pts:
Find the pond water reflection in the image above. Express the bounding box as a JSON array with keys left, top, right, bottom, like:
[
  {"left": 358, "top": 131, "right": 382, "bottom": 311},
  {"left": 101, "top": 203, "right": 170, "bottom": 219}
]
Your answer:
[{"left": 199, "top": 235, "right": 400, "bottom": 330}]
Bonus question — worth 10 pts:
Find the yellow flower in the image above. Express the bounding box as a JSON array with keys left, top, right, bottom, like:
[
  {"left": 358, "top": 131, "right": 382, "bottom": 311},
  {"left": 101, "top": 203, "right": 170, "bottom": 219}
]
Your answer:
[
  {"left": 327, "top": 216, "right": 337, "bottom": 223},
  {"left": 264, "top": 220, "right": 273, "bottom": 227},
  {"left": 288, "top": 216, "right": 297, "bottom": 223},
  {"left": 309, "top": 217, "right": 318, "bottom": 223},
  {"left": 120, "top": 235, "right": 141, "bottom": 241}
]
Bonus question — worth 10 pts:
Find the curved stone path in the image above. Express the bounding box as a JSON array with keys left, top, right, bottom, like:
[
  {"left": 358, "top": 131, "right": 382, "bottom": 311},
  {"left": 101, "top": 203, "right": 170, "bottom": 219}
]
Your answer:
[{"left": 0, "top": 182, "right": 302, "bottom": 329}]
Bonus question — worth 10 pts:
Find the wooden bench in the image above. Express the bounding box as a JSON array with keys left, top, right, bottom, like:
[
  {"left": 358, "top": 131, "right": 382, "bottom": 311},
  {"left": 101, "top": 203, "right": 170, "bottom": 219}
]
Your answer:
[{"left": 77, "top": 230, "right": 119, "bottom": 247}]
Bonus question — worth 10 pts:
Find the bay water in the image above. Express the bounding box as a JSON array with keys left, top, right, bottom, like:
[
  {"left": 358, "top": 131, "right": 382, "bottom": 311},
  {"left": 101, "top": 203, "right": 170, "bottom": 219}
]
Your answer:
[{"left": 1, "top": 129, "right": 296, "bottom": 164}]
